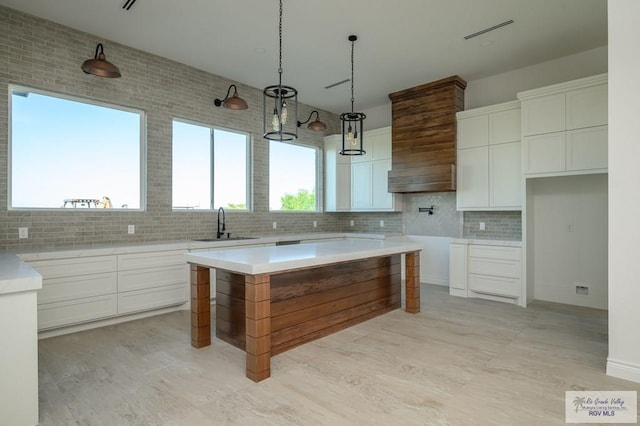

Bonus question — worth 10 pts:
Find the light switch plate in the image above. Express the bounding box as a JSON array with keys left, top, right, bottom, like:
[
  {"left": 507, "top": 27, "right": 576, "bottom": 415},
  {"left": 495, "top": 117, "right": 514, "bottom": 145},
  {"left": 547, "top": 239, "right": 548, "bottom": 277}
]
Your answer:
[{"left": 128, "top": 225, "right": 135, "bottom": 234}]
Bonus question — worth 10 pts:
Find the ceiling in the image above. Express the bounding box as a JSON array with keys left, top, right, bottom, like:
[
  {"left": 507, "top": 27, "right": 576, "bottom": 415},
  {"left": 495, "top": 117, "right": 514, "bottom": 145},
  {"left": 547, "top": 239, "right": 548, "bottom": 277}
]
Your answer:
[{"left": 0, "top": 0, "right": 607, "bottom": 114}]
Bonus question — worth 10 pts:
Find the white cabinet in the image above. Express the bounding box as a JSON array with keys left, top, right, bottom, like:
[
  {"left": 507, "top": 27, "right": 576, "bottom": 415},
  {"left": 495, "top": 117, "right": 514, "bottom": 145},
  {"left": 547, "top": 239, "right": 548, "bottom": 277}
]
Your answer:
[
  {"left": 456, "top": 101, "right": 522, "bottom": 211},
  {"left": 519, "top": 73, "right": 608, "bottom": 177},
  {"left": 448, "top": 243, "right": 467, "bottom": 297},
  {"left": 449, "top": 241, "right": 523, "bottom": 305},
  {"left": 324, "top": 134, "right": 351, "bottom": 212},
  {"left": 29, "top": 256, "right": 119, "bottom": 330},
  {"left": 325, "top": 127, "right": 401, "bottom": 212}
]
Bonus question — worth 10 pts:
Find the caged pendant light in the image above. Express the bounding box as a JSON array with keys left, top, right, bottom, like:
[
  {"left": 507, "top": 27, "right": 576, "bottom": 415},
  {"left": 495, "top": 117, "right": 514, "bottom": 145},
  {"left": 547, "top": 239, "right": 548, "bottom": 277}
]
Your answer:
[
  {"left": 340, "top": 35, "right": 366, "bottom": 156},
  {"left": 263, "top": 0, "right": 298, "bottom": 141}
]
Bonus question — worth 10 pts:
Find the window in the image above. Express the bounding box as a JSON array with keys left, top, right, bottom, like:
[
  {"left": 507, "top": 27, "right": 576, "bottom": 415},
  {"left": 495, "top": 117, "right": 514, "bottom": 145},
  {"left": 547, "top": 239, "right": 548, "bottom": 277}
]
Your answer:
[
  {"left": 172, "top": 120, "right": 249, "bottom": 210},
  {"left": 269, "top": 141, "right": 318, "bottom": 211},
  {"left": 9, "top": 86, "right": 143, "bottom": 209}
]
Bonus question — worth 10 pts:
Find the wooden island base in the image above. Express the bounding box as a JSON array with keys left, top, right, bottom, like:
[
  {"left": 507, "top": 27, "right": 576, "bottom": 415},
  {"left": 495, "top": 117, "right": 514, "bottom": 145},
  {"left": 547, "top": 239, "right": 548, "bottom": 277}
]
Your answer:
[{"left": 190, "top": 251, "right": 420, "bottom": 382}]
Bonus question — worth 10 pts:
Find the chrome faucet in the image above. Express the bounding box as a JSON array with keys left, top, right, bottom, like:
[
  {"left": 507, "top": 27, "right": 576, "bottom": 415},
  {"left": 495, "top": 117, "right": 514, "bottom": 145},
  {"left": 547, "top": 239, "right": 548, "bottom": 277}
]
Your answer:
[{"left": 216, "top": 207, "right": 226, "bottom": 239}]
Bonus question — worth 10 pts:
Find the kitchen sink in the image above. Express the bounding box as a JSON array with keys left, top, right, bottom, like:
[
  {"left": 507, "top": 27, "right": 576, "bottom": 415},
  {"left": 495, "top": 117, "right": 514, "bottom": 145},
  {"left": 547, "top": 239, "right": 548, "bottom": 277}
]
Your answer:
[{"left": 193, "top": 236, "right": 258, "bottom": 242}]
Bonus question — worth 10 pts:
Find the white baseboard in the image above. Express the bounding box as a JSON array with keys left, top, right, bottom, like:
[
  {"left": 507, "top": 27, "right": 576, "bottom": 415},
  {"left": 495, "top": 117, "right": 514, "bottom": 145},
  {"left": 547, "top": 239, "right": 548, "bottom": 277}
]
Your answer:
[{"left": 607, "top": 358, "right": 640, "bottom": 383}]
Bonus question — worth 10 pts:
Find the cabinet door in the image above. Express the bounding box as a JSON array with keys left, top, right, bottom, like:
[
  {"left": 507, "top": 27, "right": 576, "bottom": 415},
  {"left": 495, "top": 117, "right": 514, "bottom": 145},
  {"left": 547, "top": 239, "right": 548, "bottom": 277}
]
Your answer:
[
  {"left": 489, "top": 142, "right": 522, "bottom": 208},
  {"left": 324, "top": 135, "right": 351, "bottom": 212},
  {"left": 372, "top": 159, "right": 392, "bottom": 209},
  {"left": 566, "top": 84, "right": 608, "bottom": 130},
  {"left": 566, "top": 126, "right": 608, "bottom": 171},
  {"left": 523, "top": 132, "right": 566, "bottom": 174},
  {"left": 449, "top": 244, "right": 467, "bottom": 291},
  {"left": 457, "top": 115, "right": 488, "bottom": 149},
  {"left": 369, "top": 127, "right": 392, "bottom": 160},
  {"left": 351, "top": 162, "right": 372, "bottom": 209},
  {"left": 522, "top": 94, "right": 565, "bottom": 136},
  {"left": 457, "top": 147, "right": 489, "bottom": 209},
  {"left": 489, "top": 108, "right": 521, "bottom": 144}
]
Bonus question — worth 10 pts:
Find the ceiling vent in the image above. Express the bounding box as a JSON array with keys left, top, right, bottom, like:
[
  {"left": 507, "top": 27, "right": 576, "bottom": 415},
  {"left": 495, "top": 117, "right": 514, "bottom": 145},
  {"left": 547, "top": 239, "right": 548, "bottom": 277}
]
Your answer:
[
  {"left": 122, "top": 0, "right": 137, "bottom": 11},
  {"left": 324, "top": 79, "right": 350, "bottom": 89},
  {"left": 464, "top": 19, "right": 514, "bottom": 40}
]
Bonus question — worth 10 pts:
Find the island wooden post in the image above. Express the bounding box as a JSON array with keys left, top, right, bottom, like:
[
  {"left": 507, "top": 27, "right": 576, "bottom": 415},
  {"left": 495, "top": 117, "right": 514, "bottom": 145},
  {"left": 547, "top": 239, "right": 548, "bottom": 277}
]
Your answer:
[
  {"left": 405, "top": 251, "right": 420, "bottom": 313},
  {"left": 244, "top": 273, "right": 271, "bottom": 382},
  {"left": 190, "top": 264, "right": 211, "bottom": 348}
]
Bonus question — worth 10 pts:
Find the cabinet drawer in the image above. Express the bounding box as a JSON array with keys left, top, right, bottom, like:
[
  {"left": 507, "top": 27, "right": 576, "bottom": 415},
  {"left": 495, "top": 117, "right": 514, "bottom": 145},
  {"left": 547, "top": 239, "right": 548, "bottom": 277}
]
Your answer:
[
  {"left": 118, "top": 264, "right": 187, "bottom": 292},
  {"left": 118, "top": 250, "right": 185, "bottom": 270},
  {"left": 468, "top": 245, "right": 521, "bottom": 261},
  {"left": 468, "top": 274, "right": 521, "bottom": 298},
  {"left": 117, "top": 284, "right": 188, "bottom": 314},
  {"left": 468, "top": 258, "right": 520, "bottom": 279},
  {"left": 29, "top": 256, "right": 117, "bottom": 279},
  {"left": 38, "top": 272, "right": 117, "bottom": 304},
  {"left": 38, "top": 294, "right": 118, "bottom": 330}
]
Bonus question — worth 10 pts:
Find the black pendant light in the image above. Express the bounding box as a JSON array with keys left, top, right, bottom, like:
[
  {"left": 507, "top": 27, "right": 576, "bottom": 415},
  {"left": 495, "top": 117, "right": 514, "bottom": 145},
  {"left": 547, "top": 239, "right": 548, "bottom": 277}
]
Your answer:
[
  {"left": 263, "top": 0, "right": 298, "bottom": 141},
  {"left": 81, "top": 43, "right": 121, "bottom": 78},
  {"left": 340, "top": 35, "right": 365, "bottom": 155}
]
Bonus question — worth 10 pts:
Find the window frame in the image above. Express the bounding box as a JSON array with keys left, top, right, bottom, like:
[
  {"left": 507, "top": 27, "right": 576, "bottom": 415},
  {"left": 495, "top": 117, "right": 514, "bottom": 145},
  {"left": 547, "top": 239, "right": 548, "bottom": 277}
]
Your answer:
[
  {"left": 268, "top": 139, "right": 321, "bottom": 212},
  {"left": 8, "top": 84, "right": 147, "bottom": 211},
  {"left": 171, "top": 117, "right": 252, "bottom": 211}
]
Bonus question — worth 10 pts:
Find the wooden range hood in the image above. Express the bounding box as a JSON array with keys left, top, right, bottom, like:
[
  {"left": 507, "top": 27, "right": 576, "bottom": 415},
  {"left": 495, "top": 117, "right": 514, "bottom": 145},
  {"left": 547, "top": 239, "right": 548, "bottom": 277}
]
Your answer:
[{"left": 388, "top": 75, "right": 466, "bottom": 193}]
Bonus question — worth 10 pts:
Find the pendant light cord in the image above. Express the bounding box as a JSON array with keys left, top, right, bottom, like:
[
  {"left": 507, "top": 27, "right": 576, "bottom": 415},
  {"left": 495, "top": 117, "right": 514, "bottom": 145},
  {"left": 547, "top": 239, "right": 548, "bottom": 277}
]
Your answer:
[
  {"left": 350, "top": 38, "right": 355, "bottom": 113},
  {"left": 278, "top": 0, "right": 283, "bottom": 86}
]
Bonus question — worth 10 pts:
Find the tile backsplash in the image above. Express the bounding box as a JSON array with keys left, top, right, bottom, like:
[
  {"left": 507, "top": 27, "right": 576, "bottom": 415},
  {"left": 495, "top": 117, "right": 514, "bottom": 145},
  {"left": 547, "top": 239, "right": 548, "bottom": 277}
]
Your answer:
[{"left": 463, "top": 211, "right": 522, "bottom": 241}]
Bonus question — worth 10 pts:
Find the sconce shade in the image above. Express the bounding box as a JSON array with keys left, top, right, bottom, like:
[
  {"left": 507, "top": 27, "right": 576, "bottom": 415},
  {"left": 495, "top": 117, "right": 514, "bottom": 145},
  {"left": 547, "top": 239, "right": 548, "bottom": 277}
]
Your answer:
[
  {"left": 214, "top": 85, "right": 248, "bottom": 110},
  {"left": 297, "top": 110, "right": 327, "bottom": 131},
  {"left": 81, "top": 43, "right": 121, "bottom": 78}
]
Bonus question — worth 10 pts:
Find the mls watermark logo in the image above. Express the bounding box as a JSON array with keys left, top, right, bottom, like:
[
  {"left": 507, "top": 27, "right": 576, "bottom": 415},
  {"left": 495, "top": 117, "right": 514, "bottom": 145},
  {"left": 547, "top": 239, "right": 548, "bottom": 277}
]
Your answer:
[{"left": 566, "top": 391, "right": 637, "bottom": 423}]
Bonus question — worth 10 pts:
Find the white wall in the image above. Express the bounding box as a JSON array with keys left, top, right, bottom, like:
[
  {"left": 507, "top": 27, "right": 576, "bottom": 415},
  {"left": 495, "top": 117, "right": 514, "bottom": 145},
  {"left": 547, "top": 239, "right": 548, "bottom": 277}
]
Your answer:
[
  {"left": 607, "top": 0, "right": 640, "bottom": 384},
  {"left": 362, "top": 46, "right": 608, "bottom": 125},
  {"left": 465, "top": 46, "right": 608, "bottom": 109},
  {"left": 529, "top": 175, "right": 608, "bottom": 310}
]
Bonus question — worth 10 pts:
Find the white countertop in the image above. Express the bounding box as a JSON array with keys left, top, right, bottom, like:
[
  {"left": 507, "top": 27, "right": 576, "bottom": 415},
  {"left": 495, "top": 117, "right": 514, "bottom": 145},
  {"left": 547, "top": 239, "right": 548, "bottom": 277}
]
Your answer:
[
  {"left": 185, "top": 239, "right": 423, "bottom": 275},
  {"left": 450, "top": 238, "right": 522, "bottom": 247},
  {"left": 0, "top": 254, "right": 42, "bottom": 295}
]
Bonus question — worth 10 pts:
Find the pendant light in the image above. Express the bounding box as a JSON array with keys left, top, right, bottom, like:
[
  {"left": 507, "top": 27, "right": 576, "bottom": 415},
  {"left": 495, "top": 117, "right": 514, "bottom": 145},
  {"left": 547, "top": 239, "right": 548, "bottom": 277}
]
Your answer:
[
  {"left": 81, "top": 43, "right": 121, "bottom": 78},
  {"left": 263, "top": 0, "right": 298, "bottom": 141},
  {"left": 339, "top": 35, "right": 366, "bottom": 155}
]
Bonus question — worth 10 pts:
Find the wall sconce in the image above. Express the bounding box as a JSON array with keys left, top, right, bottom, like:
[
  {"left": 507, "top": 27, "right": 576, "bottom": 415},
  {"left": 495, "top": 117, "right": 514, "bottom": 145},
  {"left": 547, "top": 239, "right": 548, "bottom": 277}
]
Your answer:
[
  {"left": 297, "top": 111, "right": 327, "bottom": 131},
  {"left": 418, "top": 206, "right": 435, "bottom": 215},
  {"left": 214, "top": 84, "right": 248, "bottom": 110},
  {"left": 81, "top": 43, "right": 121, "bottom": 78}
]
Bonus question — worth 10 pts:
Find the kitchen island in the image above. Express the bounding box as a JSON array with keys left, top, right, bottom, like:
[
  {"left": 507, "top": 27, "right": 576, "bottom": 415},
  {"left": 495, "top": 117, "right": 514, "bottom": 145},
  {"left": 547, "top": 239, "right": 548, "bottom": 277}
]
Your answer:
[{"left": 185, "top": 239, "right": 422, "bottom": 382}]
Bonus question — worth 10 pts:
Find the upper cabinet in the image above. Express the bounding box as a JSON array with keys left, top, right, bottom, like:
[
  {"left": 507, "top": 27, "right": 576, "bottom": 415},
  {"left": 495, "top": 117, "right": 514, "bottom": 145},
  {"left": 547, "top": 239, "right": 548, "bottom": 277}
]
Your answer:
[
  {"left": 325, "top": 127, "right": 402, "bottom": 212},
  {"left": 456, "top": 101, "right": 522, "bottom": 211},
  {"left": 518, "top": 73, "right": 608, "bottom": 177}
]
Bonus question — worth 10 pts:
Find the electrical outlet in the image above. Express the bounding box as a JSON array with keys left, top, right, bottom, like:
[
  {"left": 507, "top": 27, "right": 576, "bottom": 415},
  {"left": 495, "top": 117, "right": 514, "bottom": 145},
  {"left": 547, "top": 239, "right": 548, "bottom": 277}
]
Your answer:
[
  {"left": 380, "top": 220, "right": 385, "bottom": 228},
  {"left": 128, "top": 224, "right": 135, "bottom": 234},
  {"left": 350, "top": 220, "right": 354, "bottom": 227},
  {"left": 479, "top": 222, "right": 486, "bottom": 231},
  {"left": 18, "top": 227, "right": 28, "bottom": 239},
  {"left": 313, "top": 221, "right": 317, "bottom": 228},
  {"left": 566, "top": 224, "right": 574, "bottom": 232},
  {"left": 576, "top": 285, "right": 589, "bottom": 295},
  {"left": 272, "top": 222, "right": 277, "bottom": 229}
]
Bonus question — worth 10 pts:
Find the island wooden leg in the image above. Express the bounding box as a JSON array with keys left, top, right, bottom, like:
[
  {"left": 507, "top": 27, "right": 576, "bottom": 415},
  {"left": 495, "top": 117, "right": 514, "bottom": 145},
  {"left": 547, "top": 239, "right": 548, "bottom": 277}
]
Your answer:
[
  {"left": 245, "top": 273, "right": 271, "bottom": 382},
  {"left": 190, "top": 264, "right": 211, "bottom": 348},
  {"left": 405, "top": 251, "right": 420, "bottom": 313}
]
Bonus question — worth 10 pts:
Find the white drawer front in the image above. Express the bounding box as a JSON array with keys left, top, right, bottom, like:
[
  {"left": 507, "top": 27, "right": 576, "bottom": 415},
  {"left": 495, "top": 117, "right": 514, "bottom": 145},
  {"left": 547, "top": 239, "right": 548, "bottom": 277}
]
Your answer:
[
  {"left": 468, "top": 258, "right": 520, "bottom": 279},
  {"left": 468, "top": 245, "right": 521, "bottom": 261},
  {"left": 118, "top": 250, "right": 185, "bottom": 270},
  {"left": 38, "top": 294, "right": 118, "bottom": 330},
  {"left": 29, "top": 256, "right": 117, "bottom": 279},
  {"left": 38, "top": 272, "right": 117, "bottom": 304},
  {"left": 118, "top": 264, "right": 187, "bottom": 292},
  {"left": 117, "top": 284, "right": 188, "bottom": 314},
  {"left": 469, "top": 274, "right": 521, "bottom": 298}
]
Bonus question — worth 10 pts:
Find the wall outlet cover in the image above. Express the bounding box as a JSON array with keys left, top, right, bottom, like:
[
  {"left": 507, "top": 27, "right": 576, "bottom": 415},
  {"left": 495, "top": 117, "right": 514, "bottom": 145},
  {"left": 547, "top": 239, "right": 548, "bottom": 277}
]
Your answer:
[
  {"left": 128, "top": 225, "right": 135, "bottom": 234},
  {"left": 479, "top": 222, "right": 486, "bottom": 231},
  {"left": 313, "top": 221, "right": 317, "bottom": 228},
  {"left": 576, "top": 285, "right": 589, "bottom": 295},
  {"left": 272, "top": 222, "right": 277, "bottom": 229},
  {"left": 350, "top": 220, "right": 355, "bottom": 227},
  {"left": 18, "top": 227, "right": 28, "bottom": 239}
]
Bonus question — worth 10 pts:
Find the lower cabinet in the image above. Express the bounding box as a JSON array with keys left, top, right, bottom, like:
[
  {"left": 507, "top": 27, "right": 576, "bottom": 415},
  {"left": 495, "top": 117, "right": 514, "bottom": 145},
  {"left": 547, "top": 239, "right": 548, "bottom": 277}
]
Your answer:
[{"left": 449, "top": 241, "right": 523, "bottom": 306}]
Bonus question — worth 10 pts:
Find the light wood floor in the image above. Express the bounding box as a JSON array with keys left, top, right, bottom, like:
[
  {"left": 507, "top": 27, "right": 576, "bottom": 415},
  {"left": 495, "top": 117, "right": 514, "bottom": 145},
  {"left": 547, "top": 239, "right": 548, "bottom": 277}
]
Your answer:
[{"left": 38, "top": 284, "right": 638, "bottom": 425}]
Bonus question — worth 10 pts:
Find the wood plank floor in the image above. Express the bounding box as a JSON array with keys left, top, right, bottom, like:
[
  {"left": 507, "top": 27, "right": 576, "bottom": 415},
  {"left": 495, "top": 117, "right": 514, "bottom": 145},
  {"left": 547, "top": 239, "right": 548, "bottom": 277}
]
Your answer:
[{"left": 37, "top": 284, "right": 639, "bottom": 425}]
